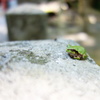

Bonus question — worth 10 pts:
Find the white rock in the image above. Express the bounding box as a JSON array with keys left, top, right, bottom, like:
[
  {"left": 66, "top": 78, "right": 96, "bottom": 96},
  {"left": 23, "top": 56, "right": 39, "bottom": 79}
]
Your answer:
[{"left": 0, "top": 39, "right": 100, "bottom": 100}]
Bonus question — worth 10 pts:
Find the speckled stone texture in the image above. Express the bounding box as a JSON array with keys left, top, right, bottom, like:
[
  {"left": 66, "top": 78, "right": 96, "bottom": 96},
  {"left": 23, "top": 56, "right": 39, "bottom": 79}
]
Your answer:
[
  {"left": 0, "top": 39, "right": 100, "bottom": 100},
  {"left": 6, "top": 4, "right": 47, "bottom": 41}
]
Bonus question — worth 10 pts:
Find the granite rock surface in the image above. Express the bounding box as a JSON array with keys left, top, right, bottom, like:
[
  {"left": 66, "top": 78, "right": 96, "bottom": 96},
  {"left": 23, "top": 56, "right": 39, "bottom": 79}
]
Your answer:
[{"left": 0, "top": 39, "right": 100, "bottom": 100}]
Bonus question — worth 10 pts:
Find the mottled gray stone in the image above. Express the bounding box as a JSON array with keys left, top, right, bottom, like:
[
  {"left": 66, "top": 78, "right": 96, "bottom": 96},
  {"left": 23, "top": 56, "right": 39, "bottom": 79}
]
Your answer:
[
  {"left": 6, "top": 4, "right": 47, "bottom": 41},
  {"left": 0, "top": 39, "right": 100, "bottom": 100}
]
